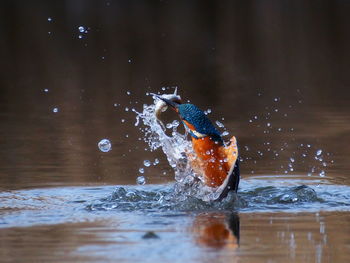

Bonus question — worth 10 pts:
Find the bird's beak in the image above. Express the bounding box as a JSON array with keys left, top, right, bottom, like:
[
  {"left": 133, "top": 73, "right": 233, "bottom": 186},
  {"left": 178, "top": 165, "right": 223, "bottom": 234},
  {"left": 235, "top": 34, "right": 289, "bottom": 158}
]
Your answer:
[{"left": 155, "top": 95, "right": 180, "bottom": 111}]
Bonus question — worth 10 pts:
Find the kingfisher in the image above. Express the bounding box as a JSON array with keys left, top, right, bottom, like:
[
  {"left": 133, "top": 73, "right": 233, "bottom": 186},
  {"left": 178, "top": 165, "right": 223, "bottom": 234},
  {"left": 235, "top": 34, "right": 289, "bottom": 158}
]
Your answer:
[{"left": 156, "top": 96, "right": 240, "bottom": 201}]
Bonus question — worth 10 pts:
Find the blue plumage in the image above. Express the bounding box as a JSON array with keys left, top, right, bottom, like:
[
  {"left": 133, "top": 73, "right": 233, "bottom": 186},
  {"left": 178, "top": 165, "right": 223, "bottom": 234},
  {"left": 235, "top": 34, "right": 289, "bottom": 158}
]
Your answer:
[{"left": 177, "top": 104, "right": 223, "bottom": 143}]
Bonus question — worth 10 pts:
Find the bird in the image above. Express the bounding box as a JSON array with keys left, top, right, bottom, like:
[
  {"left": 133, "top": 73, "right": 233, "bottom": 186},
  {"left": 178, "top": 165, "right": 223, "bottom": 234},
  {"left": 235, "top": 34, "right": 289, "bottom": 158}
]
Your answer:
[{"left": 155, "top": 96, "right": 240, "bottom": 201}]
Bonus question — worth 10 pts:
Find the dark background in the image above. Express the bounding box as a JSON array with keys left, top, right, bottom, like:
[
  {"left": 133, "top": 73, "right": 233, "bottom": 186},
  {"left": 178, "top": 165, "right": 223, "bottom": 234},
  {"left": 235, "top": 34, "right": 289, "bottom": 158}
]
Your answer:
[{"left": 0, "top": 0, "right": 349, "bottom": 189}]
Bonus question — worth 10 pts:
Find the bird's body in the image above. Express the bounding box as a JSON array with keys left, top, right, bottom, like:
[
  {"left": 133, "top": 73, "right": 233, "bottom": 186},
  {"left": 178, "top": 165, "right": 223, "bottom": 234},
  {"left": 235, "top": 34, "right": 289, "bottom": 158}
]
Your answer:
[
  {"left": 187, "top": 123, "right": 238, "bottom": 188},
  {"left": 155, "top": 97, "right": 240, "bottom": 199}
]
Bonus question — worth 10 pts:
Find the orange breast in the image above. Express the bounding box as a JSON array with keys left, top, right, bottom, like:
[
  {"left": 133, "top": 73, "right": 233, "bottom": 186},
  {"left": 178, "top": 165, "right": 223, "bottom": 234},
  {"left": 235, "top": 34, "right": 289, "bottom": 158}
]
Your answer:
[
  {"left": 189, "top": 136, "right": 238, "bottom": 187},
  {"left": 190, "top": 137, "right": 228, "bottom": 187}
]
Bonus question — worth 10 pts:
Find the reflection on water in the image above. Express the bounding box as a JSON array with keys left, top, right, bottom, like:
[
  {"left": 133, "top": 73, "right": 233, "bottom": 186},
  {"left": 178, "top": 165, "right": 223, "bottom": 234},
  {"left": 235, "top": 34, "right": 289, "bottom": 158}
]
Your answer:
[
  {"left": 0, "top": 181, "right": 349, "bottom": 262},
  {"left": 192, "top": 212, "right": 239, "bottom": 250},
  {"left": 1, "top": 199, "right": 349, "bottom": 263}
]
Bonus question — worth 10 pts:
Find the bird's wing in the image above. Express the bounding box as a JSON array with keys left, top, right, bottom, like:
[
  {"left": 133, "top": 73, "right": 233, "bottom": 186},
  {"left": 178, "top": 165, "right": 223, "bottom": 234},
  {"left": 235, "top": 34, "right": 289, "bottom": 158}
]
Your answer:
[
  {"left": 215, "top": 136, "right": 240, "bottom": 201},
  {"left": 216, "top": 159, "right": 240, "bottom": 201}
]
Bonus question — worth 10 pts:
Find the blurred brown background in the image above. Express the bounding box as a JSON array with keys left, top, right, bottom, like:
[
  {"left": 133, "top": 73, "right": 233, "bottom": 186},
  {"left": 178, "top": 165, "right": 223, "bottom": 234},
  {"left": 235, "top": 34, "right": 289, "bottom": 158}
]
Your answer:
[{"left": 0, "top": 0, "right": 349, "bottom": 189}]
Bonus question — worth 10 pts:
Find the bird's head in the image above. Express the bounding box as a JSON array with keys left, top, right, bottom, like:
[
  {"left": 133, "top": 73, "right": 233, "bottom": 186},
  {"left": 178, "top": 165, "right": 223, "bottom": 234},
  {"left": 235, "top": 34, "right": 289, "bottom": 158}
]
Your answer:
[{"left": 156, "top": 96, "right": 223, "bottom": 143}]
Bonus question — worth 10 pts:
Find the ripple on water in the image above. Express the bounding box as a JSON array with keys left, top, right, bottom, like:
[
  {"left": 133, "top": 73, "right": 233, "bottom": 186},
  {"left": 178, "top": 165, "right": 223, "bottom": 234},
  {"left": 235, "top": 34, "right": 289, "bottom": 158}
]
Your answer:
[
  {"left": 85, "top": 179, "right": 350, "bottom": 213},
  {"left": 1, "top": 178, "right": 350, "bottom": 228},
  {"left": 85, "top": 184, "right": 240, "bottom": 212}
]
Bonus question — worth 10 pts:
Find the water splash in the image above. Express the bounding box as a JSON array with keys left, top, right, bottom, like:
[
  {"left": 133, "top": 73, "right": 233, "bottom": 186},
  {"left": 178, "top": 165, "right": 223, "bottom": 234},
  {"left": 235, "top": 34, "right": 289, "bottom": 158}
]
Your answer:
[
  {"left": 133, "top": 95, "right": 223, "bottom": 201},
  {"left": 87, "top": 185, "right": 239, "bottom": 212},
  {"left": 134, "top": 98, "right": 189, "bottom": 171},
  {"left": 1, "top": 182, "right": 350, "bottom": 228},
  {"left": 84, "top": 180, "right": 350, "bottom": 213}
]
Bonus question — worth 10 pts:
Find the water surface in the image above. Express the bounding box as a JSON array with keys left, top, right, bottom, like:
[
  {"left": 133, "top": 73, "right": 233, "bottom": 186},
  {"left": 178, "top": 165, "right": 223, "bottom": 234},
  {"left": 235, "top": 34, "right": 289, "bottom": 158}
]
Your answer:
[{"left": 1, "top": 1, "right": 350, "bottom": 262}]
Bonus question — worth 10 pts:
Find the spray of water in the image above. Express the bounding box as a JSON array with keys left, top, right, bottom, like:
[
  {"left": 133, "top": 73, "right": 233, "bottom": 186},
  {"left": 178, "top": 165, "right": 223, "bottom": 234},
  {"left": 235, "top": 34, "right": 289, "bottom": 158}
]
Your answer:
[{"left": 133, "top": 95, "right": 225, "bottom": 202}]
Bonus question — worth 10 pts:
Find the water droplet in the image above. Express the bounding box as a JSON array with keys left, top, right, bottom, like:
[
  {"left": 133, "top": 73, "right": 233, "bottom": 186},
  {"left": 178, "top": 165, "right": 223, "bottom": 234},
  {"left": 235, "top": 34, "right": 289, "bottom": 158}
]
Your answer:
[
  {"left": 171, "top": 120, "right": 179, "bottom": 128},
  {"left": 322, "top": 162, "right": 327, "bottom": 167},
  {"left": 307, "top": 173, "right": 312, "bottom": 177},
  {"left": 274, "top": 97, "right": 279, "bottom": 102},
  {"left": 254, "top": 116, "right": 258, "bottom": 119},
  {"left": 52, "top": 107, "right": 58, "bottom": 113},
  {"left": 307, "top": 144, "right": 311, "bottom": 148},
  {"left": 319, "top": 170, "right": 325, "bottom": 177},
  {"left": 207, "top": 109, "right": 211, "bottom": 114},
  {"left": 143, "top": 160, "right": 151, "bottom": 167},
  {"left": 138, "top": 168, "right": 144, "bottom": 174},
  {"left": 290, "top": 157, "right": 295, "bottom": 163},
  {"left": 98, "top": 139, "right": 111, "bottom": 152},
  {"left": 125, "top": 107, "right": 129, "bottom": 112},
  {"left": 267, "top": 123, "right": 271, "bottom": 127},
  {"left": 221, "top": 131, "right": 229, "bottom": 136},
  {"left": 249, "top": 119, "right": 253, "bottom": 123},
  {"left": 44, "top": 89, "right": 49, "bottom": 93},
  {"left": 136, "top": 175, "right": 146, "bottom": 185},
  {"left": 278, "top": 128, "right": 282, "bottom": 131},
  {"left": 126, "top": 91, "right": 131, "bottom": 95},
  {"left": 215, "top": 121, "right": 224, "bottom": 128},
  {"left": 134, "top": 116, "right": 140, "bottom": 126},
  {"left": 153, "top": 158, "right": 159, "bottom": 165},
  {"left": 121, "top": 119, "right": 125, "bottom": 123},
  {"left": 166, "top": 123, "right": 173, "bottom": 129},
  {"left": 47, "top": 17, "right": 52, "bottom": 22},
  {"left": 78, "top": 26, "right": 85, "bottom": 33},
  {"left": 128, "top": 59, "right": 132, "bottom": 63},
  {"left": 316, "top": 149, "right": 322, "bottom": 156},
  {"left": 78, "top": 35, "right": 83, "bottom": 39}
]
